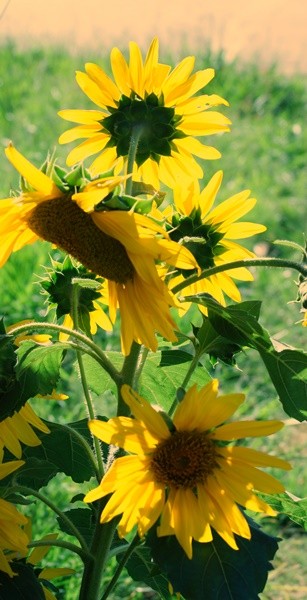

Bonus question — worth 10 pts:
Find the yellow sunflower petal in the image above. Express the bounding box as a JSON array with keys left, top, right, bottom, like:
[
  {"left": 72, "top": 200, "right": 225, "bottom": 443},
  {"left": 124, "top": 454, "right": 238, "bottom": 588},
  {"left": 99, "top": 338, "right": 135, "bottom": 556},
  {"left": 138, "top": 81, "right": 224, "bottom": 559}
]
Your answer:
[
  {"left": 173, "top": 380, "right": 219, "bottom": 431},
  {"left": 121, "top": 385, "right": 171, "bottom": 441},
  {"left": 58, "top": 109, "right": 106, "bottom": 123},
  {"left": 175, "top": 137, "right": 221, "bottom": 160},
  {"left": 65, "top": 135, "right": 109, "bottom": 166},
  {"left": 58, "top": 123, "right": 103, "bottom": 144},
  {"left": 88, "top": 416, "right": 161, "bottom": 453},
  {"left": 220, "top": 446, "right": 292, "bottom": 470},
  {"left": 5, "top": 145, "right": 60, "bottom": 197},
  {"left": 111, "top": 47, "right": 131, "bottom": 96},
  {"left": 213, "top": 420, "right": 284, "bottom": 440},
  {"left": 0, "top": 459, "right": 24, "bottom": 480}
]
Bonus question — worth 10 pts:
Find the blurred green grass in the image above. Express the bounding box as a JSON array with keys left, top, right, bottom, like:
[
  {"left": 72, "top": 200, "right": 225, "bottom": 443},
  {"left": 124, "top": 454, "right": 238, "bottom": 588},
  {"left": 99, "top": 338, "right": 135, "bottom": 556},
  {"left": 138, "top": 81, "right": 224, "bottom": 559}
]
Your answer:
[{"left": 0, "top": 42, "right": 306, "bottom": 599}]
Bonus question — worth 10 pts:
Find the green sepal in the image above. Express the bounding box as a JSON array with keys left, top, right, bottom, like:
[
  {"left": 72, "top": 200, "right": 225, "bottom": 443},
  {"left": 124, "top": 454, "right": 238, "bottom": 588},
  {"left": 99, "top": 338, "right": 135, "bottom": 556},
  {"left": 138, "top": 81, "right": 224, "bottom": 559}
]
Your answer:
[{"left": 63, "top": 163, "right": 92, "bottom": 189}]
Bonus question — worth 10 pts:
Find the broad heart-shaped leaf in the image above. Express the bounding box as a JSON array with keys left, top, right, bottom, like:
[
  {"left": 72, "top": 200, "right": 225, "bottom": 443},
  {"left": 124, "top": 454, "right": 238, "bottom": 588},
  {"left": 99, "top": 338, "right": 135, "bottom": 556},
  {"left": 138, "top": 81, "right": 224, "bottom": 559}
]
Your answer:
[
  {"left": 21, "top": 419, "right": 96, "bottom": 484},
  {"left": 186, "top": 295, "right": 307, "bottom": 421},
  {"left": 125, "top": 543, "right": 172, "bottom": 600},
  {"left": 15, "top": 341, "right": 65, "bottom": 396},
  {"left": 147, "top": 518, "right": 278, "bottom": 600},
  {"left": 259, "top": 493, "right": 307, "bottom": 531},
  {"left": 139, "top": 351, "right": 212, "bottom": 412},
  {"left": 0, "top": 561, "right": 45, "bottom": 599},
  {"left": 11, "top": 456, "right": 58, "bottom": 490},
  {"left": 57, "top": 507, "right": 96, "bottom": 547}
]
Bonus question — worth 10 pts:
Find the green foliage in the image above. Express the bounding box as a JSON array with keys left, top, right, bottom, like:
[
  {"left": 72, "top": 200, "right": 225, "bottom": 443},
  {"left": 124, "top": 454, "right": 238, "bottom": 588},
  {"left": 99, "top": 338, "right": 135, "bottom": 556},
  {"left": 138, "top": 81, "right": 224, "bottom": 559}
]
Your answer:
[
  {"left": 147, "top": 518, "right": 278, "bottom": 600},
  {"left": 22, "top": 420, "right": 97, "bottom": 484},
  {"left": 0, "top": 42, "right": 306, "bottom": 600},
  {"left": 190, "top": 297, "right": 307, "bottom": 421},
  {"left": 16, "top": 341, "right": 65, "bottom": 396},
  {"left": 259, "top": 493, "right": 307, "bottom": 531},
  {"left": 0, "top": 562, "right": 45, "bottom": 600},
  {"left": 57, "top": 507, "right": 95, "bottom": 547},
  {"left": 125, "top": 544, "right": 172, "bottom": 599}
]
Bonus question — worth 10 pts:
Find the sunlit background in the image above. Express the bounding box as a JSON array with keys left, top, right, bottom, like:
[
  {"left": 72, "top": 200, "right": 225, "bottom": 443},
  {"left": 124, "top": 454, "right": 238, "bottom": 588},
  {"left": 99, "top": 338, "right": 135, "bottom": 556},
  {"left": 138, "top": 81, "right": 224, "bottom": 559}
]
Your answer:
[{"left": 1, "top": 0, "right": 306, "bottom": 73}]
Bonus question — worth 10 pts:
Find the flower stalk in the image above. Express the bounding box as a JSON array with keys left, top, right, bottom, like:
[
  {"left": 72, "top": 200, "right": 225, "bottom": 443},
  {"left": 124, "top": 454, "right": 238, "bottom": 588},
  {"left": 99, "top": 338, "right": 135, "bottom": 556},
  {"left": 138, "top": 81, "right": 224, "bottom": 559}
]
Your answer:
[{"left": 171, "top": 256, "right": 307, "bottom": 294}]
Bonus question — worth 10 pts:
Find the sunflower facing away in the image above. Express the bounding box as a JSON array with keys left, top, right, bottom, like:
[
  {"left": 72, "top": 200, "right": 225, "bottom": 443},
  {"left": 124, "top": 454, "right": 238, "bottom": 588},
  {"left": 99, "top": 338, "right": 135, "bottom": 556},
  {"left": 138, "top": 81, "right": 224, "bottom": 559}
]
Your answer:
[
  {"left": 165, "top": 170, "right": 267, "bottom": 307},
  {"left": 1, "top": 145, "right": 197, "bottom": 354},
  {"left": 0, "top": 456, "right": 29, "bottom": 577},
  {"left": 58, "top": 37, "right": 231, "bottom": 188},
  {"left": 84, "top": 381, "right": 291, "bottom": 558}
]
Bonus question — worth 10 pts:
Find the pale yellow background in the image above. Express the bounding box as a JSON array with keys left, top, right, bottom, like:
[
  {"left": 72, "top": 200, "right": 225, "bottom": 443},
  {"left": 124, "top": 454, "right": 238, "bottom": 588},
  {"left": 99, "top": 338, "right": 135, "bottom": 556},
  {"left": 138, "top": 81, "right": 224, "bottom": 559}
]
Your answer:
[{"left": 1, "top": 0, "right": 306, "bottom": 72}]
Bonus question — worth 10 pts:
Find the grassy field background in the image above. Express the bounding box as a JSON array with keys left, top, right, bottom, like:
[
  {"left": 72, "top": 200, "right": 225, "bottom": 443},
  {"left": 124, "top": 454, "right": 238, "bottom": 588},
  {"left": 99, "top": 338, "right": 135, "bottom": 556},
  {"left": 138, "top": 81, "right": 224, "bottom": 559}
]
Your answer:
[{"left": 0, "top": 42, "right": 306, "bottom": 599}]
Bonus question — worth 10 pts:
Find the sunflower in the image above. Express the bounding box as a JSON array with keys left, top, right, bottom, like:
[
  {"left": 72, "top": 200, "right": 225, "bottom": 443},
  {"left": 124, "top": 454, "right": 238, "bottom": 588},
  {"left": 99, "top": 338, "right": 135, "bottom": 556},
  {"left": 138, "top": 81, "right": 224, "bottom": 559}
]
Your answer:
[
  {"left": 84, "top": 381, "right": 291, "bottom": 558},
  {"left": 1, "top": 145, "right": 197, "bottom": 354},
  {"left": 58, "top": 37, "right": 231, "bottom": 189},
  {"left": 165, "top": 171, "right": 267, "bottom": 308},
  {"left": 0, "top": 457, "right": 29, "bottom": 577},
  {"left": 0, "top": 402, "right": 50, "bottom": 459}
]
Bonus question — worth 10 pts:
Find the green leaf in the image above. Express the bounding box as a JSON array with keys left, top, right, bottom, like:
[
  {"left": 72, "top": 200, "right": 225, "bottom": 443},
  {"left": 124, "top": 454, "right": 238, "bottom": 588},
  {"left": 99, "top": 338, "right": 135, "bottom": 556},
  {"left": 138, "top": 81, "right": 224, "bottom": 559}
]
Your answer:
[
  {"left": 139, "top": 352, "right": 211, "bottom": 412},
  {"left": 12, "top": 456, "right": 58, "bottom": 490},
  {"left": 57, "top": 507, "right": 95, "bottom": 546},
  {"left": 147, "top": 518, "right": 278, "bottom": 600},
  {"left": 79, "top": 352, "right": 123, "bottom": 396},
  {"left": 0, "top": 562, "right": 45, "bottom": 599},
  {"left": 259, "top": 492, "right": 307, "bottom": 530},
  {"left": 16, "top": 341, "right": 65, "bottom": 396},
  {"left": 187, "top": 295, "right": 307, "bottom": 421},
  {"left": 22, "top": 419, "right": 96, "bottom": 483},
  {"left": 193, "top": 317, "right": 242, "bottom": 366},
  {"left": 125, "top": 544, "right": 172, "bottom": 599}
]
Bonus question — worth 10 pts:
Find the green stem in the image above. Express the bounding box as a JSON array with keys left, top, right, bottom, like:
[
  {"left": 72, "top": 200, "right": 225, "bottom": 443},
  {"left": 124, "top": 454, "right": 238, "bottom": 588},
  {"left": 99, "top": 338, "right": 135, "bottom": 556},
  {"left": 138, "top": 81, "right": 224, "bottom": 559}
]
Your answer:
[
  {"left": 171, "top": 257, "right": 307, "bottom": 295},
  {"left": 71, "top": 284, "right": 104, "bottom": 480},
  {"left": 125, "top": 125, "right": 143, "bottom": 195},
  {"left": 11, "top": 485, "right": 89, "bottom": 553},
  {"left": 168, "top": 350, "right": 204, "bottom": 416},
  {"left": 28, "top": 538, "right": 89, "bottom": 562},
  {"left": 8, "top": 321, "right": 120, "bottom": 384},
  {"left": 117, "top": 341, "right": 146, "bottom": 416},
  {"left": 100, "top": 534, "right": 141, "bottom": 600},
  {"left": 79, "top": 511, "right": 119, "bottom": 600}
]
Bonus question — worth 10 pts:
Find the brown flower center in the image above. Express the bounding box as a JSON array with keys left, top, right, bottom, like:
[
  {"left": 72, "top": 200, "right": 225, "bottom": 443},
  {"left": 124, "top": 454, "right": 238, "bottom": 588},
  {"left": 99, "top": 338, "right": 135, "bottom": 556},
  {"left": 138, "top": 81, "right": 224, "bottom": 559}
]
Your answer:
[
  {"left": 150, "top": 430, "right": 218, "bottom": 489},
  {"left": 27, "top": 197, "right": 134, "bottom": 283}
]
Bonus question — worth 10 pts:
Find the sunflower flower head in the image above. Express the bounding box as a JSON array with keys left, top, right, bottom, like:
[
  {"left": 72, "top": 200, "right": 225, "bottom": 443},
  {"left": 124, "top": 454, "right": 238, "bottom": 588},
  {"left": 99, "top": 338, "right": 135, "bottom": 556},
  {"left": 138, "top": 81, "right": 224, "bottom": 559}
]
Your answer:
[
  {"left": 84, "top": 381, "right": 291, "bottom": 559},
  {"left": 166, "top": 171, "right": 267, "bottom": 307},
  {"left": 58, "top": 37, "right": 231, "bottom": 188},
  {"left": 1, "top": 145, "right": 198, "bottom": 354}
]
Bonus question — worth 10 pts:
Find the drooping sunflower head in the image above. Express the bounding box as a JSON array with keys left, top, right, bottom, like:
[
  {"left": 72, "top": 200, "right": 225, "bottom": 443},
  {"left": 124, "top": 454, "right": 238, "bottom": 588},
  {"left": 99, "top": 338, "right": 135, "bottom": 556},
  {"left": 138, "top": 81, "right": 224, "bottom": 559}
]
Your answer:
[
  {"left": 58, "top": 38, "right": 231, "bottom": 188},
  {"left": 2, "top": 146, "right": 198, "bottom": 354}
]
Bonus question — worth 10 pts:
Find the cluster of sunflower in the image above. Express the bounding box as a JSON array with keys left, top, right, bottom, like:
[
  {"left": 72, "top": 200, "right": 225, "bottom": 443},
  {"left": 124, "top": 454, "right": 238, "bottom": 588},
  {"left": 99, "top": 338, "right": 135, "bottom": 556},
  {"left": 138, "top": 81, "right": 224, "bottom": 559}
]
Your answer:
[{"left": 0, "top": 38, "right": 293, "bottom": 597}]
